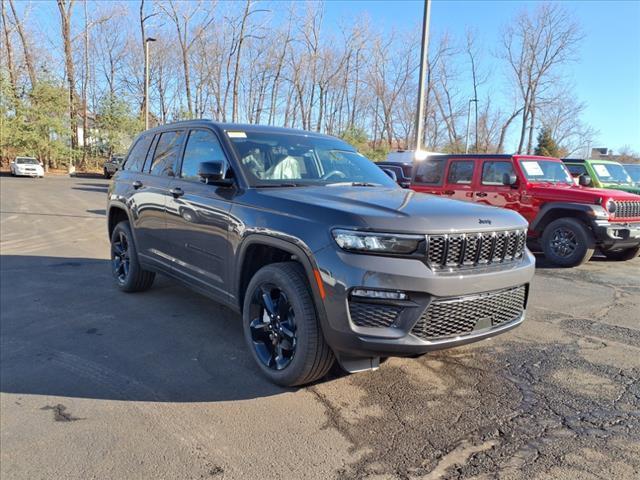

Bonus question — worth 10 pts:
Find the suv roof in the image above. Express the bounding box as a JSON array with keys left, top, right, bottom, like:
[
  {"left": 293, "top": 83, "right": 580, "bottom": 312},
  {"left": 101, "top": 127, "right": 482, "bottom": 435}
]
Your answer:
[
  {"left": 425, "top": 154, "right": 559, "bottom": 161},
  {"left": 144, "top": 120, "right": 337, "bottom": 140},
  {"left": 563, "top": 158, "right": 621, "bottom": 165}
]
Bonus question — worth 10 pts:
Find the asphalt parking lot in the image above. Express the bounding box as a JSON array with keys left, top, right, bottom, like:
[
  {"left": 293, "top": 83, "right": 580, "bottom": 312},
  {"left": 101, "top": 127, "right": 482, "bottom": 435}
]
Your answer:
[{"left": 1, "top": 175, "right": 639, "bottom": 480}]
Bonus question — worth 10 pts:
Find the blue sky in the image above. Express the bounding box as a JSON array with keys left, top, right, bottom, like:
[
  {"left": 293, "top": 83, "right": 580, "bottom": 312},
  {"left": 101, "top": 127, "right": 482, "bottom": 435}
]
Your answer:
[{"left": 324, "top": 0, "right": 640, "bottom": 154}]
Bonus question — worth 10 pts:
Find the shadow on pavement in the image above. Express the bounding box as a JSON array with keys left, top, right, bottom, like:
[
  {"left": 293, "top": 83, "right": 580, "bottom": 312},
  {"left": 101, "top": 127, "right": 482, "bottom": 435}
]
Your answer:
[
  {"left": 73, "top": 186, "right": 109, "bottom": 193},
  {"left": 0, "top": 255, "right": 287, "bottom": 402}
]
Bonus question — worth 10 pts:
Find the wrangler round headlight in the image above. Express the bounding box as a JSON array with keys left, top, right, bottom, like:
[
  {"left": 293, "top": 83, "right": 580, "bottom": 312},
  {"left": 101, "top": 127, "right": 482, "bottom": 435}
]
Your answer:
[
  {"left": 332, "top": 229, "right": 422, "bottom": 254},
  {"left": 606, "top": 199, "right": 617, "bottom": 215}
]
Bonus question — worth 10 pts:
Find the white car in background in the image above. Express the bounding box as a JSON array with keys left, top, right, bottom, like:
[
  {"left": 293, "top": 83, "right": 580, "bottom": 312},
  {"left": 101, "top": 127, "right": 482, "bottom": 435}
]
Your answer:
[{"left": 10, "top": 157, "right": 45, "bottom": 178}]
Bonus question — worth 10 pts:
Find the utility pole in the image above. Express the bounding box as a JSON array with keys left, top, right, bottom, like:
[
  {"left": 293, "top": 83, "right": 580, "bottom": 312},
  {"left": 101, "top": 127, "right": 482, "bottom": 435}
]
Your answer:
[
  {"left": 414, "top": 0, "right": 431, "bottom": 155},
  {"left": 144, "top": 37, "right": 156, "bottom": 130},
  {"left": 465, "top": 98, "right": 478, "bottom": 154}
]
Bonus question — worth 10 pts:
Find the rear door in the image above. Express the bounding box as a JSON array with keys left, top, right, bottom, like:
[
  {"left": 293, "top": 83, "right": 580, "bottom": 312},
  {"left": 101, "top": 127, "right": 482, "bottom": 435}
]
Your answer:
[
  {"left": 443, "top": 159, "right": 476, "bottom": 202},
  {"left": 165, "top": 128, "right": 234, "bottom": 299},
  {"left": 475, "top": 160, "right": 521, "bottom": 211},
  {"left": 136, "top": 129, "right": 186, "bottom": 265}
]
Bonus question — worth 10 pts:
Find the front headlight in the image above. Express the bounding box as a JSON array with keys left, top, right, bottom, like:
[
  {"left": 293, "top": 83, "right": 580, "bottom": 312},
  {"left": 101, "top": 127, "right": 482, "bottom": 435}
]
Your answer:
[
  {"left": 605, "top": 199, "right": 617, "bottom": 216},
  {"left": 332, "top": 229, "right": 422, "bottom": 254}
]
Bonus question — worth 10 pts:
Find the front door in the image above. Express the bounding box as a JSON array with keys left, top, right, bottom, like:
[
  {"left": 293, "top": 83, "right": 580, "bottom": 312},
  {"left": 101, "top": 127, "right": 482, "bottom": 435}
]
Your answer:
[
  {"left": 165, "top": 128, "right": 233, "bottom": 300},
  {"left": 474, "top": 160, "right": 521, "bottom": 212}
]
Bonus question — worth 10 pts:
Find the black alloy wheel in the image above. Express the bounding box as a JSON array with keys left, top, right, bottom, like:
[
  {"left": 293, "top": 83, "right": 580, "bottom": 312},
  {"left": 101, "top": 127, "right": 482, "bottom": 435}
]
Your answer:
[
  {"left": 549, "top": 226, "right": 577, "bottom": 258},
  {"left": 541, "top": 217, "right": 594, "bottom": 267},
  {"left": 112, "top": 229, "right": 131, "bottom": 285},
  {"left": 249, "top": 284, "right": 297, "bottom": 370},
  {"left": 109, "top": 221, "right": 155, "bottom": 292}
]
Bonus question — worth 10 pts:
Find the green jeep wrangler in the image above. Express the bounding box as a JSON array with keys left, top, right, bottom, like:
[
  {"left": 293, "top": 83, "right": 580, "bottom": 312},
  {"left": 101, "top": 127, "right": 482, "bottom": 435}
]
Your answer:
[{"left": 562, "top": 158, "right": 640, "bottom": 195}]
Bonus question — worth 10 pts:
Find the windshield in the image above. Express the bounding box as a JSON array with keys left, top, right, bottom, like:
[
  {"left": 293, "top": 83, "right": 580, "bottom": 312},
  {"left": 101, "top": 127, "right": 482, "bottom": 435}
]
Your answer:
[
  {"left": 591, "top": 162, "right": 633, "bottom": 185},
  {"left": 16, "top": 158, "right": 38, "bottom": 164},
  {"left": 226, "top": 130, "right": 397, "bottom": 188},
  {"left": 519, "top": 160, "right": 573, "bottom": 184},
  {"left": 624, "top": 164, "right": 640, "bottom": 183}
]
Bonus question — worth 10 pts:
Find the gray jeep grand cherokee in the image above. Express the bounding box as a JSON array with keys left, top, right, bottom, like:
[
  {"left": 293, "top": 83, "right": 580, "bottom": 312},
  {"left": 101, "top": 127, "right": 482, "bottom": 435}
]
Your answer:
[{"left": 107, "top": 120, "right": 535, "bottom": 386}]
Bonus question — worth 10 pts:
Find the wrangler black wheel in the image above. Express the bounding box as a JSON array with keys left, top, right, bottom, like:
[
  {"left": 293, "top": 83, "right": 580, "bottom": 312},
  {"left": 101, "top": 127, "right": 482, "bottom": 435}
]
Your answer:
[
  {"left": 243, "top": 262, "right": 334, "bottom": 386},
  {"left": 110, "top": 221, "right": 155, "bottom": 292},
  {"left": 541, "top": 218, "right": 594, "bottom": 267}
]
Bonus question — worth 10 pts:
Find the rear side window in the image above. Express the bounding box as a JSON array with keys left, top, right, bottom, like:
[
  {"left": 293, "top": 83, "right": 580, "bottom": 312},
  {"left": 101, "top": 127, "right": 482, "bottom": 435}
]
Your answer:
[
  {"left": 180, "top": 129, "right": 227, "bottom": 181},
  {"left": 124, "top": 135, "right": 153, "bottom": 172},
  {"left": 447, "top": 161, "right": 475, "bottom": 184},
  {"left": 482, "top": 161, "right": 515, "bottom": 186},
  {"left": 566, "top": 164, "right": 587, "bottom": 177},
  {"left": 150, "top": 131, "right": 183, "bottom": 177},
  {"left": 414, "top": 158, "right": 446, "bottom": 185}
]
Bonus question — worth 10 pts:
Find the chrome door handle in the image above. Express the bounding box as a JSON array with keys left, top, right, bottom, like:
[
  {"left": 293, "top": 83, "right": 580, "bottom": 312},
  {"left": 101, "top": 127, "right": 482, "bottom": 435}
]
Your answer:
[
  {"left": 476, "top": 192, "right": 487, "bottom": 197},
  {"left": 132, "top": 180, "right": 143, "bottom": 189}
]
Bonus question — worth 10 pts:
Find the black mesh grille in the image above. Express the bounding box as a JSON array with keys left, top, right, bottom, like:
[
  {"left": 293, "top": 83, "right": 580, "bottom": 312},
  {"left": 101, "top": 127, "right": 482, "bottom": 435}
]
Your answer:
[
  {"left": 614, "top": 201, "right": 640, "bottom": 219},
  {"left": 411, "top": 286, "right": 526, "bottom": 340},
  {"left": 349, "top": 302, "right": 402, "bottom": 328},
  {"left": 426, "top": 230, "right": 526, "bottom": 270}
]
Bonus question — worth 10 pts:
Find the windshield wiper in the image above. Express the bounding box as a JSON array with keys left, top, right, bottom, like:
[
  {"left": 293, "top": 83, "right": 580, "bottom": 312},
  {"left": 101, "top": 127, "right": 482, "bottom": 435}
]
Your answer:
[
  {"left": 255, "top": 182, "right": 304, "bottom": 188},
  {"left": 326, "top": 181, "right": 381, "bottom": 187}
]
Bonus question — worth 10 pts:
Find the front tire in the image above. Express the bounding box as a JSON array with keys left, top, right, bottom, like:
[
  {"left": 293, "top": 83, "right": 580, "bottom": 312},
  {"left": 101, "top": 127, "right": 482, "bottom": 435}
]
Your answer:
[
  {"left": 242, "top": 262, "right": 334, "bottom": 387},
  {"left": 541, "top": 218, "right": 595, "bottom": 267},
  {"left": 602, "top": 246, "right": 640, "bottom": 261},
  {"left": 110, "top": 221, "right": 155, "bottom": 292},
  {"left": 104, "top": 169, "right": 112, "bottom": 179}
]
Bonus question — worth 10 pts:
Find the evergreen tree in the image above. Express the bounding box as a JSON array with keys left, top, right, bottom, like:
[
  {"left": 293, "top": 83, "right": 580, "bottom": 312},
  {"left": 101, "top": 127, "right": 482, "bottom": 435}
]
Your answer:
[{"left": 534, "top": 127, "right": 561, "bottom": 157}]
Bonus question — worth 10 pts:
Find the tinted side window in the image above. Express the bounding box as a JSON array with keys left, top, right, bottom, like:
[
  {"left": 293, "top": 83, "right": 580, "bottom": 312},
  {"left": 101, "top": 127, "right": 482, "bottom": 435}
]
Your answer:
[
  {"left": 150, "top": 131, "right": 183, "bottom": 177},
  {"left": 414, "top": 158, "right": 445, "bottom": 185},
  {"left": 181, "top": 129, "right": 227, "bottom": 181},
  {"left": 124, "top": 135, "right": 153, "bottom": 172},
  {"left": 447, "top": 161, "right": 475, "bottom": 184},
  {"left": 482, "top": 161, "right": 515, "bottom": 186},
  {"left": 566, "top": 164, "right": 587, "bottom": 177}
]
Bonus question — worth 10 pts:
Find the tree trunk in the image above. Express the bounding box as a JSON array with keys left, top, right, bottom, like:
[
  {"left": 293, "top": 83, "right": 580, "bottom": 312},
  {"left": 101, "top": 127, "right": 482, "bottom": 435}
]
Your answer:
[
  {"left": 57, "top": 0, "right": 78, "bottom": 152},
  {"left": 1, "top": 1, "right": 18, "bottom": 98},
  {"left": 232, "top": 0, "right": 252, "bottom": 122},
  {"left": 9, "top": 0, "right": 37, "bottom": 89}
]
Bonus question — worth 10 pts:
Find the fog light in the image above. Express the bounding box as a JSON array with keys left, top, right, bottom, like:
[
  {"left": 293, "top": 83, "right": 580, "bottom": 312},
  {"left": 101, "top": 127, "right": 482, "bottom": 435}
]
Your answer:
[{"left": 351, "top": 289, "right": 408, "bottom": 300}]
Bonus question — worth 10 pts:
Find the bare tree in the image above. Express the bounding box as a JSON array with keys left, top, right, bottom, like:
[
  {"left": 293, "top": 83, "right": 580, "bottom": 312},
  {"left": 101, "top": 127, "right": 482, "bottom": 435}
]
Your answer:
[
  {"left": 57, "top": 0, "right": 78, "bottom": 150},
  {"left": 1, "top": 1, "right": 18, "bottom": 98},
  {"left": 501, "top": 3, "right": 582, "bottom": 154},
  {"left": 8, "top": 0, "right": 37, "bottom": 89}
]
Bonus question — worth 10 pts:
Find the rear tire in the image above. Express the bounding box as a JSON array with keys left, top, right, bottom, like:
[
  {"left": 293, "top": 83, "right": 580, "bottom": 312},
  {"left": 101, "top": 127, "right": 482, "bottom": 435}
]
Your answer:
[
  {"left": 602, "top": 246, "right": 640, "bottom": 261},
  {"left": 110, "top": 221, "right": 155, "bottom": 292},
  {"left": 242, "top": 262, "right": 334, "bottom": 387},
  {"left": 541, "top": 218, "right": 595, "bottom": 267}
]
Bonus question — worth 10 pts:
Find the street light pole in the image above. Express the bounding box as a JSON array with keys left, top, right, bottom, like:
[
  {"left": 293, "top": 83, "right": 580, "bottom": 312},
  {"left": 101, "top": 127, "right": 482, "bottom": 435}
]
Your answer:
[
  {"left": 414, "top": 0, "right": 431, "bottom": 154},
  {"left": 144, "top": 37, "right": 156, "bottom": 130},
  {"left": 465, "top": 98, "right": 478, "bottom": 154}
]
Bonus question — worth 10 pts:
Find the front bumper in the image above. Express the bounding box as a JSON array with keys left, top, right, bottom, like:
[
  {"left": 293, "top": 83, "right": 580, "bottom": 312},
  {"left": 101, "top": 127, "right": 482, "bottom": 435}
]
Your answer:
[
  {"left": 15, "top": 170, "right": 42, "bottom": 177},
  {"left": 313, "top": 245, "right": 536, "bottom": 359},
  {"left": 592, "top": 220, "right": 640, "bottom": 248}
]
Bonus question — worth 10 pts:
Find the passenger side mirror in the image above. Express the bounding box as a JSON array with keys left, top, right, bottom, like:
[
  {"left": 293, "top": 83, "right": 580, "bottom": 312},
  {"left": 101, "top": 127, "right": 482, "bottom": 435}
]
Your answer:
[
  {"left": 578, "top": 174, "right": 592, "bottom": 187},
  {"left": 198, "top": 161, "right": 232, "bottom": 185},
  {"left": 382, "top": 168, "right": 397, "bottom": 182},
  {"left": 502, "top": 172, "right": 518, "bottom": 187}
]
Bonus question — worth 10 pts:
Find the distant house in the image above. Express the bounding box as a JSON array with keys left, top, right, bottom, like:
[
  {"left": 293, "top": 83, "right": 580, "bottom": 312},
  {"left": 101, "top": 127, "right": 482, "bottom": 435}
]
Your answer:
[{"left": 590, "top": 148, "right": 621, "bottom": 161}]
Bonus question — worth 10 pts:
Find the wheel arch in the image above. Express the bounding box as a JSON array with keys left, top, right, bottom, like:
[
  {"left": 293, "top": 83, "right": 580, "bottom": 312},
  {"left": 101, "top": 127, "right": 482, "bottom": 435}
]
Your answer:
[
  {"left": 107, "top": 204, "right": 133, "bottom": 239},
  {"left": 234, "top": 235, "right": 327, "bottom": 321},
  {"left": 531, "top": 202, "right": 597, "bottom": 234}
]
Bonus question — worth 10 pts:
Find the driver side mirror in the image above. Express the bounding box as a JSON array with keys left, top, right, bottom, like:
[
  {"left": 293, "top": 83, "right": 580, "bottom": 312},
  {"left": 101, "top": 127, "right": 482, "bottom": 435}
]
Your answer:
[
  {"left": 382, "top": 168, "right": 397, "bottom": 182},
  {"left": 502, "top": 172, "right": 518, "bottom": 187},
  {"left": 578, "top": 174, "right": 592, "bottom": 187},
  {"left": 198, "top": 161, "right": 232, "bottom": 185}
]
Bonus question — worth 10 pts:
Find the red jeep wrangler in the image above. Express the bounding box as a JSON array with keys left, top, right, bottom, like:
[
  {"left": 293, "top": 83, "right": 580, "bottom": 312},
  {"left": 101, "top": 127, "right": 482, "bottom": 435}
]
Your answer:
[{"left": 411, "top": 154, "right": 640, "bottom": 267}]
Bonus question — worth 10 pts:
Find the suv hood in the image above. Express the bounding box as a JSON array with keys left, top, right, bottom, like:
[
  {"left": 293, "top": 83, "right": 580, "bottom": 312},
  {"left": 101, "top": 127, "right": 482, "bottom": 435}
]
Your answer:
[
  {"left": 255, "top": 186, "right": 528, "bottom": 233},
  {"left": 527, "top": 183, "right": 640, "bottom": 202}
]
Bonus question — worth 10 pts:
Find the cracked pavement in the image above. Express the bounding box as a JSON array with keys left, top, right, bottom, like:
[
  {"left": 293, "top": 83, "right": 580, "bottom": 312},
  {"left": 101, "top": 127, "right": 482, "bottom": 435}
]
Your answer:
[{"left": 1, "top": 176, "right": 639, "bottom": 479}]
